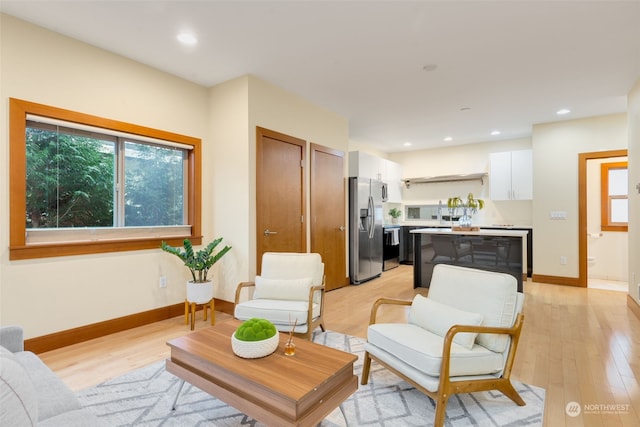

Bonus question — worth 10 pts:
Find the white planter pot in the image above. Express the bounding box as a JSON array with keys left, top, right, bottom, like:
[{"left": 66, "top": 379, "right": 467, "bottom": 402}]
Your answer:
[
  {"left": 186, "top": 280, "right": 213, "bottom": 304},
  {"left": 231, "top": 333, "right": 279, "bottom": 359}
]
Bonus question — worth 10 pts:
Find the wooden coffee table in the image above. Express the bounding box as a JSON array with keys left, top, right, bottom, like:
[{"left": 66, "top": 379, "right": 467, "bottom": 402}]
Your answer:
[{"left": 166, "top": 319, "right": 358, "bottom": 426}]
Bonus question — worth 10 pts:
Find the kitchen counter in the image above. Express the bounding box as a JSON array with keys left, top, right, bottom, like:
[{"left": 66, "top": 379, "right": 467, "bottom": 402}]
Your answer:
[
  {"left": 411, "top": 227, "right": 528, "bottom": 237},
  {"left": 399, "top": 221, "right": 533, "bottom": 229},
  {"left": 410, "top": 227, "right": 527, "bottom": 291}
]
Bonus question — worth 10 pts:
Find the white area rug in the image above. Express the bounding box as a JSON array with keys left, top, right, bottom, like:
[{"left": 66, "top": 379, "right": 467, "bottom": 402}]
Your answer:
[{"left": 77, "top": 331, "right": 544, "bottom": 426}]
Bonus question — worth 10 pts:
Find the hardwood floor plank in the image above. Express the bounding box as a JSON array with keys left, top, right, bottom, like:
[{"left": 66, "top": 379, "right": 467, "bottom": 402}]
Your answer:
[{"left": 37, "top": 265, "right": 640, "bottom": 426}]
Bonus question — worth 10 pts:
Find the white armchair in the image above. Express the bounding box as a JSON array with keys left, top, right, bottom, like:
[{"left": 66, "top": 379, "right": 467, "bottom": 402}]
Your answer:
[
  {"left": 234, "top": 252, "right": 326, "bottom": 340},
  {"left": 361, "top": 264, "right": 525, "bottom": 427}
]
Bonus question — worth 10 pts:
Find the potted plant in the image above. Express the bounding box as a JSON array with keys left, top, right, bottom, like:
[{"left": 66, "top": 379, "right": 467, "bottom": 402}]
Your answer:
[
  {"left": 447, "top": 193, "right": 485, "bottom": 228},
  {"left": 161, "top": 238, "right": 232, "bottom": 304},
  {"left": 231, "top": 318, "right": 279, "bottom": 358},
  {"left": 389, "top": 207, "right": 402, "bottom": 224}
]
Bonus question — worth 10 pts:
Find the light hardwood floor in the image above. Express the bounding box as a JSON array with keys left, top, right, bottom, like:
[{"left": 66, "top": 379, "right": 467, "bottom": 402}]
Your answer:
[{"left": 39, "top": 265, "right": 640, "bottom": 426}]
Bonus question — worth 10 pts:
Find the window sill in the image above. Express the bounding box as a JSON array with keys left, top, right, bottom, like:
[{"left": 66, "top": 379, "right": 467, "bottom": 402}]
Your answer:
[{"left": 9, "top": 236, "right": 202, "bottom": 260}]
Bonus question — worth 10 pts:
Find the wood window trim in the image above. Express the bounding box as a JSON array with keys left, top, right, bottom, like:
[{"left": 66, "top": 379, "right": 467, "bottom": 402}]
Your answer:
[
  {"left": 600, "top": 160, "right": 628, "bottom": 232},
  {"left": 9, "top": 98, "right": 202, "bottom": 260}
]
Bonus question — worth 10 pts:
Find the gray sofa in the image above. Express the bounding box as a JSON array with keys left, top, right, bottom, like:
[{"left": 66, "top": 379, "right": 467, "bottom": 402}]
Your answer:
[{"left": 0, "top": 326, "right": 109, "bottom": 426}]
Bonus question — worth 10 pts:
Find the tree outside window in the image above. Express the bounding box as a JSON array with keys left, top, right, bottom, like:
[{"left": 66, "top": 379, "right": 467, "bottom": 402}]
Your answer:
[
  {"left": 26, "top": 126, "right": 115, "bottom": 228},
  {"left": 10, "top": 98, "right": 202, "bottom": 260}
]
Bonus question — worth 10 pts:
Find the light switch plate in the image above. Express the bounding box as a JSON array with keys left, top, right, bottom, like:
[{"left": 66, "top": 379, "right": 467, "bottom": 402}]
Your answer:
[{"left": 550, "top": 211, "right": 567, "bottom": 220}]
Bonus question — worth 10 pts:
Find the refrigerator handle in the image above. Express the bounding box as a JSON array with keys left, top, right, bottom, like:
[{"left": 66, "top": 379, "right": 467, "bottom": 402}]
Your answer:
[{"left": 368, "top": 195, "right": 375, "bottom": 239}]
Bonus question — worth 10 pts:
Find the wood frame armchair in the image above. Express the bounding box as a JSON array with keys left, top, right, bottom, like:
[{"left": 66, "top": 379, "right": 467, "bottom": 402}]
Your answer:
[
  {"left": 233, "top": 252, "right": 326, "bottom": 340},
  {"left": 361, "top": 265, "right": 526, "bottom": 427},
  {"left": 234, "top": 280, "right": 326, "bottom": 340}
]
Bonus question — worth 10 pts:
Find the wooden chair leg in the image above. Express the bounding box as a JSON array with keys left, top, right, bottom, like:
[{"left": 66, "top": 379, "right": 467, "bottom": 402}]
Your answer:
[
  {"left": 497, "top": 380, "right": 526, "bottom": 406},
  {"left": 361, "top": 352, "right": 372, "bottom": 385},
  {"left": 433, "top": 391, "right": 450, "bottom": 427}
]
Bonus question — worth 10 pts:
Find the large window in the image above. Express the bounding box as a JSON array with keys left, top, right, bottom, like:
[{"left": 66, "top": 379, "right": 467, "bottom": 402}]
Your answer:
[
  {"left": 600, "top": 161, "right": 628, "bottom": 232},
  {"left": 10, "top": 98, "right": 202, "bottom": 259}
]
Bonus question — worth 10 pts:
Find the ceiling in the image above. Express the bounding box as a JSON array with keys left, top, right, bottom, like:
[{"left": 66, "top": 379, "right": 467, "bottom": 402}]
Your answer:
[{"left": 1, "top": 1, "right": 639, "bottom": 153}]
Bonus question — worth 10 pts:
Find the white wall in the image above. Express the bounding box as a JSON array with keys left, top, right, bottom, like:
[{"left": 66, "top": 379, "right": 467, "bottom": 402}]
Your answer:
[
  {"left": 628, "top": 79, "right": 640, "bottom": 302},
  {"left": 0, "top": 14, "right": 209, "bottom": 338},
  {"left": 389, "top": 138, "right": 533, "bottom": 226},
  {"left": 347, "top": 140, "right": 390, "bottom": 159},
  {"left": 586, "top": 157, "right": 628, "bottom": 281},
  {"left": 532, "top": 113, "right": 628, "bottom": 279}
]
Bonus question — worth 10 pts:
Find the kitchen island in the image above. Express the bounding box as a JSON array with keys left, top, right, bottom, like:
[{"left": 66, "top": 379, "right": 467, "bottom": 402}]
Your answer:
[{"left": 411, "top": 228, "right": 528, "bottom": 291}]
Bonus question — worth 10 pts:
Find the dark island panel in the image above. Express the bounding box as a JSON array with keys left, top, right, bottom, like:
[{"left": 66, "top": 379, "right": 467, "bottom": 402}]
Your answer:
[{"left": 412, "top": 229, "right": 527, "bottom": 292}]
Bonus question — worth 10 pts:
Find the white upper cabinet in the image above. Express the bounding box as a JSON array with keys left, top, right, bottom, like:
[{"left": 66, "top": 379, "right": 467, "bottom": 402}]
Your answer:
[
  {"left": 490, "top": 149, "right": 533, "bottom": 200},
  {"left": 349, "top": 151, "right": 382, "bottom": 180},
  {"left": 349, "top": 151, "right": 403, "bottom": 202},
  {"left": 383, "top": 159, "right": 403, "bottom": 203}
]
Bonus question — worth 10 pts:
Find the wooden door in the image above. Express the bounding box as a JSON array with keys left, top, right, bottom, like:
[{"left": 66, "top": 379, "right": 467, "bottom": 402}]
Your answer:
[
  {"left": 256, "top": 127, "right": 306, "bottom": 272},
  {"left": 310, "top": 143, "right": 348, "bottom": 291}
]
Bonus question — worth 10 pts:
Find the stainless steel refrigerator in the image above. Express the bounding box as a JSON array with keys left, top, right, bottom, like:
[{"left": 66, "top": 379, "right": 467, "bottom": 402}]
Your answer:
[{"left": 349, "top": 177, "right": 387, "bottom": 284}]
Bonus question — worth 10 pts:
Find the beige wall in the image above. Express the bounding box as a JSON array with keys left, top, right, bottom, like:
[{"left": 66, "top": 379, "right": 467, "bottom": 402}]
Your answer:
[
  {"left": 207, "top": 76, "right": 251, "bottom": 305},
  {"left": 0, "top": 14, "right": 209, "bottom": 338},
  {"left": 208, "top": 75, "right": 350, "bottom": 303},
  {"left": 628, "top": 79, "right": 640, "bottom": 302},
  {"left": 1, "top": 13, "right": 636, "bottom": 338},
  {"left": 248, "top": 75, "right": 350, "bottom": 275},
  {"left": 389, "top": 138, "right": 533, "bottom": 226},
  {"left": 0, "top": 15, "right": 349, "bottom": 338},
  {"left": 532, "top": 113, "right": 628, "bottom": 279}
]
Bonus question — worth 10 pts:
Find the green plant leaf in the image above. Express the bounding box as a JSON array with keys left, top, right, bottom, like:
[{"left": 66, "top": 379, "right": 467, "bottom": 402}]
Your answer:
[{"left": 161, "top": 237, "right": 232, "bottom": 283}]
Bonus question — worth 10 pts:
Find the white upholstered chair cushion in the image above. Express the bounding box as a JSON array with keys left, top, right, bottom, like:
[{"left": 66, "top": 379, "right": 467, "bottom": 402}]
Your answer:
[
  {"left": 260, "top": 252, "right": 324, "bottom": 285},
  {"left": 367, "top": 323, "right": 504, "bottom": 377},
  {"left": 253, "top": 276, "right": 313, "bottom": 301},
  {"left": 428, "top": 264, "right": 519, "bottom": 352},
  {"left": 409, "top": 295, "right": 483, "bottom": 350},
  {"left": 234, "top": 252, "right": 326, "bottom": 338},
  {"left": 234, "top": 299, "right": 320, "bottom": 333}
]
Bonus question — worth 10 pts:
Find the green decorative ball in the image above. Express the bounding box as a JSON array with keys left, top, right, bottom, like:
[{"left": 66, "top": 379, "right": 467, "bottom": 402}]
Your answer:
[{"left": 234, "top": 318, "right": 277, "bottom": 342}]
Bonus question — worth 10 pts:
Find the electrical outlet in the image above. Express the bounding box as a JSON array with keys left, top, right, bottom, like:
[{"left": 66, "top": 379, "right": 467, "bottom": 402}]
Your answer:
[
  {"left": 560, "top": 256, "right": 567, "bottom": 265},
  {"left": 159, "top": 276, "right": 167, "bottom": 288}
]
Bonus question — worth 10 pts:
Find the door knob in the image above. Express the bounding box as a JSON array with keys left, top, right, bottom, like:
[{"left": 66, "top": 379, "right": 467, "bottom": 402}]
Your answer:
[
  {"left": 263, "top": 229, "right": 278, "bottom": 236},
  {"left": 339, "top": 226, "right": 345, "bottom": 231}
]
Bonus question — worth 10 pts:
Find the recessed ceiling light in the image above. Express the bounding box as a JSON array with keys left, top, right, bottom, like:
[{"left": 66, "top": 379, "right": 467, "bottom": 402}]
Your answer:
[
  {"left": 444, "top": 137, "right": 453, "bottom": 142},
  {"left": 491, "top": 130, "right": 501, "bottom": 136},
  {"left": 557, "top": 108, "right": 571, "bottom": 115},
  {"left": 403, "top": 142, "right": 412, "bottom": 147},
  {"left": 177, "top": 32, "right": 198, "bottom": 45}
]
